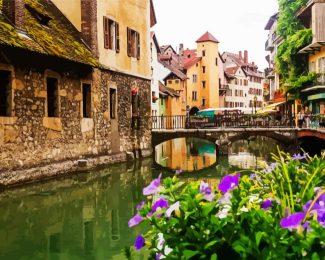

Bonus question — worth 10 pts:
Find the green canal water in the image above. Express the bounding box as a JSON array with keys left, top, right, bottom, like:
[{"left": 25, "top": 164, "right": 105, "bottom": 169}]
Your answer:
[{"left": 0, "top": 137, "right": 290, "bottom": 259}]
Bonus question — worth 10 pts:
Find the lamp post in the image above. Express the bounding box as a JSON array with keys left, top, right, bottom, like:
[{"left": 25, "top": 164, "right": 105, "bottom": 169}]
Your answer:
[{"left": 254, "top": 95, "right": 257, "bottom": 114}]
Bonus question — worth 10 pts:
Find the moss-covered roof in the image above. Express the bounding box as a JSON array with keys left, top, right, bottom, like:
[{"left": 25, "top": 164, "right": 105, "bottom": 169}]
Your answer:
[{"left": 0, "top": 0, "right": 98, "bottom": 67}]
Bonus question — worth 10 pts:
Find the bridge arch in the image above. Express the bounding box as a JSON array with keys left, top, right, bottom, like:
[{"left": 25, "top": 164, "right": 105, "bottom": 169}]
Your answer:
[{"left": 152, "top": 129, "right": 297, "bottom": 149}]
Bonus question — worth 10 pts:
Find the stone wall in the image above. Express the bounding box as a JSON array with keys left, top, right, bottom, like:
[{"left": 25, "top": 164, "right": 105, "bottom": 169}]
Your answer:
[{"left": 0, "top": 63, "right": 152, "bottom": 185}]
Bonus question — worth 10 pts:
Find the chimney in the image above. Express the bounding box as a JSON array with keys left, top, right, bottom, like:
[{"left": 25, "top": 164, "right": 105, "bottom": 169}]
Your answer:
[
  {"left": 2, "top": 0, "right": 25, "bottom": 32},
  {"left": 179, "top": 43, "right": 184, "bottom": 55},
  {"left": 81, "top": 0, "right": 98, "bottom": 57},
  {"left": 244, "top": 50, "right": 248, "bottom": 64},
  {"left": 239, "top": 51, "right": 242, "bottom": 59}
]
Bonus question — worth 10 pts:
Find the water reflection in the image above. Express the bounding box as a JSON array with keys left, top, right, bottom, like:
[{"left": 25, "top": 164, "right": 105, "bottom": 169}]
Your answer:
[
  {"left": 0, "top": 160, "right": 151, "bottom": 260},
  {"left": 0, "top": 137, "right": 294, "bottom": 259},
  {"left": 228, "top": 136, "right": 286, "bottom": 169},
  {"left": 155, "top": 138, "right": 217, "bottom": 171}
]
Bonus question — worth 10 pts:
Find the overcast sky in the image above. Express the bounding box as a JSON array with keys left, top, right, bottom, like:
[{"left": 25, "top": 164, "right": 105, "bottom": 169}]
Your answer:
[{"left": 152, "top": 0, "right": 279, "bottom": 70}]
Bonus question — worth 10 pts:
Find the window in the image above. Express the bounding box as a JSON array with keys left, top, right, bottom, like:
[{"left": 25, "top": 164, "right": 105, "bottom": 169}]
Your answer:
[
  {"left": 103, "top": 17, "right": 119, "bottom": 52},
  {"left": 47, "top": 77, "right": 59, "bottom": 117},
  {"left": 0, "top": 70, "right": 11, "bottom": 116},
  {"left": 193, "top": 74, "right": 197, "bottom": 83},
  {"left": 192, "top": 91, "right": 197, "bottom": 101},
  {"left": 202, "top": 81, "right": 206, "bottom": 88},
  {"left": 110, "top": 88, "right": 117, "bottom": 119},
  {"left": 82, "top": 83, "right": 91, "bottom": 118},
  {"left": 202, "top": 98, "right": 206, "bottom": 107},
  {"left": 202, "top": 66, "right": 206, "bottom": 74},
  {"left": 127, "top": 27, "right": 140, "bottom": 59},
  {"left": 175, "top": 80, "right": 180, "bottom": 84},
  {"left": 202, "top": 50, "right": 206, "bottom": 57},
  {"left": 168, "top": 80, "right": 172, "bottom": 84}
]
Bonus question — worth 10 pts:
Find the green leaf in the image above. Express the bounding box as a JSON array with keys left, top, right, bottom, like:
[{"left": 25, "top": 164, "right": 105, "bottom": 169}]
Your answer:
[
  {"left": 210, "top": 253, "right": 217, "bottom": 260},
  {"left": 183, "top": 250, "right": 199, "bottom": 259},
  {"left": 255, "top": 231, "right": 265, "bottom": 247},
  {"left": 204, "top": 240, "right": 218, "bottom": 250}
]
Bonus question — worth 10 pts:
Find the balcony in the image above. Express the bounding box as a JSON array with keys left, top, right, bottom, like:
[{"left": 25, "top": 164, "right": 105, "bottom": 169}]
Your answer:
[
  {"left": 219, "top": 84, "right": 229, "bottom": 96},
  {"left": 265, "top": 38, "right": 274, "bottom": 51}
]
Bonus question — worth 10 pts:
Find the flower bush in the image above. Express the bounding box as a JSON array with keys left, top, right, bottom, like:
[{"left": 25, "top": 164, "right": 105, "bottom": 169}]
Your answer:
[{"left": 127, "top": 150, "right": 325, "bottom": 259}]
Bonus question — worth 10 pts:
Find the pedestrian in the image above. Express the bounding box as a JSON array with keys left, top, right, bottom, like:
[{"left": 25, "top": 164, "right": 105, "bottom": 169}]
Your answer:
[
  {"left": 298, "top": 108, "right": 305, "bottom": 128},
  {"left": 305, "top": 106, "right": 311, "bottom": 128}
]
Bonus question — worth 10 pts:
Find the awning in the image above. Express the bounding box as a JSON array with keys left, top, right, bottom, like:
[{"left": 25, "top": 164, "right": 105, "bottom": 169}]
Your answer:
[
  {"left": 301, "top": 85, "right": 325, "bottom": 92},
  {"left": 299, "top": 41, "right": 325, "bottom": 54},
  {"left": 256, "top": 101, "right": 286, "bottom": 114},
  {"left": 256, "top": 108, "right": 277, "bottom": 114}
]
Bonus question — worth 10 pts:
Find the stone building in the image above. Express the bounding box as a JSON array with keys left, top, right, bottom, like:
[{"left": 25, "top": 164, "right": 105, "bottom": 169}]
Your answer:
[{"left": 0, "top": 0, "right": 155, "bottom": 185}]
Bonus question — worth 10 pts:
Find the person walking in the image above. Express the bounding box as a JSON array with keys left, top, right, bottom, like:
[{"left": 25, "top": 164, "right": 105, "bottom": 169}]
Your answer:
[
  {"left": 298, "top": 108, "right": 305, "bottom": 128},
  {"left": 305, "top": 106, "right": 311, "bottom": 128}
]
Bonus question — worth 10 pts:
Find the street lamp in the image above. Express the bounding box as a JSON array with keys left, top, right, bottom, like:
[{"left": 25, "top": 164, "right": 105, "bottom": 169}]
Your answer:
[{"left": 254, "top": 95, "right": 257, "bottom": 114}]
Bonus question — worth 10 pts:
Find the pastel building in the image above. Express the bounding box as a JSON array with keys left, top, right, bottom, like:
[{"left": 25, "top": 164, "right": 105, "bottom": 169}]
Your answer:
[{"left": 222, "top": 51, "right": 264, "bottom": 110}]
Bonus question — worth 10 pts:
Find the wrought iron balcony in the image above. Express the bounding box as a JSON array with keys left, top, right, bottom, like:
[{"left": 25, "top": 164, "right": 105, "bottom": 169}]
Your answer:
[{"left": 265, "top": 38, "right": 274, "bottom": 51}]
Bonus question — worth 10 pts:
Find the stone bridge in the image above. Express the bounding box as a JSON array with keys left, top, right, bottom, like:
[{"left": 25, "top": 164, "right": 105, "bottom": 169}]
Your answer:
[{"left": 152, "top": 128, "right": 303, "bottom": 155}]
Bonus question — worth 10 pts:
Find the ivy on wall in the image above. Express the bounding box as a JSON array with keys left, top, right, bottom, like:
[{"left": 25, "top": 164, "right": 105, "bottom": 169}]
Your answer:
[{"left": 275, "top": 0, "right": 315, "bottom": 94}]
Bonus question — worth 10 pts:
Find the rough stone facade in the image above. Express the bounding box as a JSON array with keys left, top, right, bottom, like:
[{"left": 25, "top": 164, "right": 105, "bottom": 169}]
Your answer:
[{"left": 0, "top": 61, "right": 151, "bottom": 186}]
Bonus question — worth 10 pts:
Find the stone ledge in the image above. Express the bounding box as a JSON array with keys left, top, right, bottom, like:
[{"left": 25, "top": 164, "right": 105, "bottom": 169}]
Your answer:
[
  {"left": 0, "top": 117, "right": 18, "bottom": 125},
  {"left": 0, "top": 152, "right": 129, "bottom": 187}
]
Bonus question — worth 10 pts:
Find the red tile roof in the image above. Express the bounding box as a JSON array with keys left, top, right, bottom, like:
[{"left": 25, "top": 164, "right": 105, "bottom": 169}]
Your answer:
[
  {"left": 183, "top": 57, "right": 202, "bottom": 69},
  {"left": 196, "top": 31, "right": 219, "bottom": 43}
]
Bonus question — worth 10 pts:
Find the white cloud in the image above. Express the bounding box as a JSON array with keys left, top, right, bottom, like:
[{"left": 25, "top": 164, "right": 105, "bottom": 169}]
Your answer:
[{"left": 152, "top": 0, "right": 278, "bottom": 70}]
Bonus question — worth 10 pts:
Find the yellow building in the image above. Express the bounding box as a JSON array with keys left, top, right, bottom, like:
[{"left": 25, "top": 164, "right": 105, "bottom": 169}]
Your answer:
[
  {"left": 298, "top": 0, "right": 325, "bottom": 114},
  {"left": 183, "top": 32, "right": 222, "bottom": 114},
  {"left": 52, "top": 0, "right": 153, "bottom": 78}
]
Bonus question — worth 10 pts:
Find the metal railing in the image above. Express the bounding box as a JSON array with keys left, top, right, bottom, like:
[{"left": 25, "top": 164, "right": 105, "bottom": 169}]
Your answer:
[{"left": 152, "top": 115, "right": 296, "bottom": 130}]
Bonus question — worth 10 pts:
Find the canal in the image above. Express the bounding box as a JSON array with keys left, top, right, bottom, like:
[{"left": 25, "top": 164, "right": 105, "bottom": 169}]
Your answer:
[{"left": 0, "top": 137, "right": 294, "bottom": 259}]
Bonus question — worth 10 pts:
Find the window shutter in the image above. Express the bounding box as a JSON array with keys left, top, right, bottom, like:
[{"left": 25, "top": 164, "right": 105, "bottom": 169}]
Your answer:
[
  {"left": 115, "top": 22, "right": 120, "bottom": 53},
  {"left": 104, "top": 17, "right": 109, "bottom": 49},
  {"left": 136, "top": 32, "right": 140, "bottom": 60},
  {"left": 127, "top": 27, "right": 131, "bottom": 57}
]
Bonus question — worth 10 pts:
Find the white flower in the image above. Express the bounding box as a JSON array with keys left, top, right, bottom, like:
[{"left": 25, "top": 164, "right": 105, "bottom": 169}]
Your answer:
[
  {"left": 218, "top": 192, "right": 232, "bottom": 205},
  {"left": 165, "top": 201, "right": 180, "bottom": 218},
  {"left": 157, "top": 233, "right": 165, "bottom": 250},
  {"left": 240, "top": 206, "right": 249, "bottom": 212},
  {"left": 164, "top": 245, "right": 173, "bottom": 256}
]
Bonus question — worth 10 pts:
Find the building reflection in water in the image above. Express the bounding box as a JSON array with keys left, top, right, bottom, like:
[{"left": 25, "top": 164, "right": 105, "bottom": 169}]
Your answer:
[
  {"left": 0, "top": 159, "right": 152, "bottom": 260},
  {"left": 155, "top": 138, "right": 217, "bottom": 171},
  {"left": 228, "top": 136, "right": 286, "bottom": 169},
  {"left": 0, "top": 137, "right": 289, "bottom": 259}
]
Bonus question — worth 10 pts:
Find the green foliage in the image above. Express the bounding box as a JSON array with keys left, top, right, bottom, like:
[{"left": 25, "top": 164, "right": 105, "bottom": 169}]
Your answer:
[
  {"left": 276, "top": 0, "right": 312, "bottom": 92},
  {"left": 128, "top": 151, "right": 325, "bottom": 259}
]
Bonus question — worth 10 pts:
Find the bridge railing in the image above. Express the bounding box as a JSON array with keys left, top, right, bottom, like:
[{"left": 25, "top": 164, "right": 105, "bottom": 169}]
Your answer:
[{"left": 152, "top": 115, "right": 296, "bottom": 130}]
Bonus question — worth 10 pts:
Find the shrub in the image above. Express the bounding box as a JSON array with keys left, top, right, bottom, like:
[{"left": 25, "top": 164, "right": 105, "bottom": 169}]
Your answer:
[{"left": 127, "top": 150, "right": 325, "bottom": 259}]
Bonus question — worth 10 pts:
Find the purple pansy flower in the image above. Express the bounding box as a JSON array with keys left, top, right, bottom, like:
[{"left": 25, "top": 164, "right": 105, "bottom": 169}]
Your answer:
[
  {"left": 263, "top": 163, "right": 278, "bottom": 173},
  {"left": 292, "top": 153, "right": 307, "bottom": 160},
  {"left": 165, "top": 201, "right": 180, "bottom": 218},
  {"left": 151, "top": 198, "right": 169, "bottom": 214},
  {"left": 250, "top": 173, "right": 256, "bottom": 180},
  {"left": 156, "top": 253, "right": 163, "bottom": 260},
  {"left": 261, "top": 199, "right": 273, "bottom": 210},
  {"left": 280, "top": 212, "right": 305, "bottom": 229},
  {"left": 218, "top": 174, "right": 240, "bottom": 194},
  {"left": 136, "top": 201, "right": 145, "bottom": 211},
  {"left": 303, "top": 193, "right": 325, "bottom": 227},
  {"left": 128, "top": 213, "right": 143, "bottom": 227},
  {"left": 175, "top": 169, "right": 182, "bottom": 175},
  {"left": 200, "top": 181, "right": 215, "bottom": 201},
  {"left": 143, "top": 174, "right": 162, "bottom": 196},
  {"left": 134, "top": 234, "right": 145, "bottom": 250}
]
